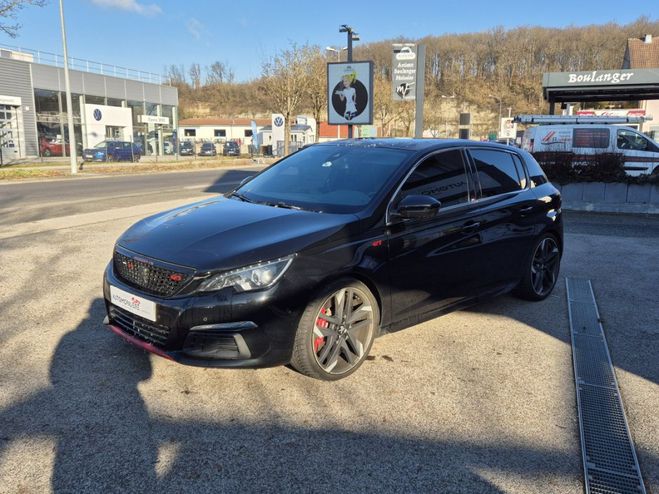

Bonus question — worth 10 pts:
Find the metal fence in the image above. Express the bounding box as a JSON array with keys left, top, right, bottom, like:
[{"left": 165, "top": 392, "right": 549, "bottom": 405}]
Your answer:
[{"left": 0, "top": 43, "right": 166, "bottom": 85}]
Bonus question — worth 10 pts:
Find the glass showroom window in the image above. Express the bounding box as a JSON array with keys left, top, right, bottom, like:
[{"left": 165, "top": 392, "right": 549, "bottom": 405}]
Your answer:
[
  {"left": 145, "top": 102, "right": 158, "bottom": 116},
  {"left": 60, "top": 92, "right": 82, "bottom": 122},
  {"left": 35, "top": 89, "right": 64, "bottom": 157},
  {"left": 34, "top": 89, "right": 60, "bottom": 117},
  {"left": 127, "top": 100, "right": 144, "bottom": 126},
  {"left": 86, "top": 95, "right": 105, "bottom": 106},
  {"left": 161, "top": 105, "right": 174, "bottom": 120},
  {"left": 107, "top": 98, "right": 124, "bottom": 107}
]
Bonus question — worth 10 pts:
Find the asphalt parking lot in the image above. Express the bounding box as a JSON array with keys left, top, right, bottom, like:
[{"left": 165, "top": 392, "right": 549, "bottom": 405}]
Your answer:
[{"left": 0, "top": 182, "right": 657, "bottom": 493}]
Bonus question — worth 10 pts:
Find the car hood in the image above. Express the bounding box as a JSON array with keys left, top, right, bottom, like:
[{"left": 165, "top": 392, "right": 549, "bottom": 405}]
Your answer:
[{"left": 117, "top": 197, "right": 356, "bottom": 272}]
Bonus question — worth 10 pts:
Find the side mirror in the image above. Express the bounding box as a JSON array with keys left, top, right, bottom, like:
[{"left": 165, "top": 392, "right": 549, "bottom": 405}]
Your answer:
[{"left": 393, "top": 195, "right": 441, "bottom": 221}]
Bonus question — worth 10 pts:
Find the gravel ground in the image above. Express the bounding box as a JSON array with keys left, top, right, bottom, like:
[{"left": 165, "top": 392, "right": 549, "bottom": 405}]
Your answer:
[{"left": 0, "top": 207, "right": 656, "bottom": 494}]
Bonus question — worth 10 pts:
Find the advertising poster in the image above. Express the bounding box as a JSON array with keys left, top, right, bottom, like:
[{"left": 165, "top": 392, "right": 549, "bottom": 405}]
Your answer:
[
  {"left": 327, "top": 61, "right": 373, "bottom": 126},
  {"left": 391, "top": 44, "right": 417, "bottom": 101}
]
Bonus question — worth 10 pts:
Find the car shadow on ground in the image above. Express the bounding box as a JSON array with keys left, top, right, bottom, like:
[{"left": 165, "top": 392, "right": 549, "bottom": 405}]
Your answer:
[{"left": 1, "top": 297, "right": 636, "bottom": 493}]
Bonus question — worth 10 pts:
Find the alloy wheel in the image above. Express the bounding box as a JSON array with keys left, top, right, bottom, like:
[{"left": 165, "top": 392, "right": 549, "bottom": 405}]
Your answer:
[
  {"left": 531, "top": 237, "right": 560, "bottom": 296},
  {"left": 312, "top": 287, "right": 374, "bottom": 375}
]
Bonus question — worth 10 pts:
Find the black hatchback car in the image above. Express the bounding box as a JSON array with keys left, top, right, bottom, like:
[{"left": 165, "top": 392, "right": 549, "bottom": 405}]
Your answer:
[
  {"left": 198, "top": 142, "right": 217, "bottom": 156},
  {"left": 223, "top": 141, "right": 241, "bottom": 156},
  {"left": 104, "top": 139, "right": 562, "bottom": 380},
  {"left": 179, "top": 141, "right": 194, "bottom": 156}
]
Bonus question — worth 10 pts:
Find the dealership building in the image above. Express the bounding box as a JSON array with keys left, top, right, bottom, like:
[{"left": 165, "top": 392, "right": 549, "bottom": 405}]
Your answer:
[{"left": 0, "top": 46, "right": 178, "bottom": 161}]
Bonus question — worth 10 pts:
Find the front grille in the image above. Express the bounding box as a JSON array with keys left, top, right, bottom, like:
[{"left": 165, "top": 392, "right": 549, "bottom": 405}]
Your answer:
[
  {"left": 109, "top": 306, "right": 171, "bottom": 348},
  {"left": 114, "top": 251, "right": 191, "bottom": 297}
]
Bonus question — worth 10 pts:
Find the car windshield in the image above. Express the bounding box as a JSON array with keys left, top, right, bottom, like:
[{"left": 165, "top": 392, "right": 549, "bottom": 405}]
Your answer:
[
  {"left": 233, "top": 144, "right": 412, "bottom": 213},
  {"left": 93, "top": 141, "right": 107, "bottom": 148}
]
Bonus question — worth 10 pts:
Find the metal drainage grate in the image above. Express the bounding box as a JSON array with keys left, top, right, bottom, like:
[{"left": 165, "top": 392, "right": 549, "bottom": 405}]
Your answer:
[{"left": 566, "top": 278, "right": 646, "bottom": 494}]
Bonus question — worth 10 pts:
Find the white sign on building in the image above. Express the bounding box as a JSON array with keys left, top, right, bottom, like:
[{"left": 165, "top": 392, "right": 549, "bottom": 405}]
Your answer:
[
  {"left": 271, "top": 113, "right": 285, "bottom": 155},
  {"left": 0, "top": 95, "right": 21, "bottom": 106},
  {"left": 138, "top": 115, "right": 170, "bottom": 125},
  {"left": 84, "top": 104, "right": 133, "bottom": 147}
]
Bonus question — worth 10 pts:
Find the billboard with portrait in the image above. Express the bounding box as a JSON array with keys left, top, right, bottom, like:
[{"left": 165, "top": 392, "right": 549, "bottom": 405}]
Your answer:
[{"left": 327, "top": 61, "right": 373, "bottom": 125}]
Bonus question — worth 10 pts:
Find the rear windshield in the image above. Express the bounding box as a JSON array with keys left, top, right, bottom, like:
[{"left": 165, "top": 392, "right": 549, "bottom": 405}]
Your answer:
[{"left": 234, "top": 145, "right": 412, "bottom": 213}]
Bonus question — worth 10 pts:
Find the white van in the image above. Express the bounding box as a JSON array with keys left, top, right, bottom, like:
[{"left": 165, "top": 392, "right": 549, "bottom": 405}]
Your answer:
[{"left": 521, "top": 124, "right": 659, "bottom": 176}]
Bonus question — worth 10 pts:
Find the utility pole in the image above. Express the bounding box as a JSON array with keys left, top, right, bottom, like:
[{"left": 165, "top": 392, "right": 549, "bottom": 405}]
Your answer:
[
  {"left": 59, "top": 0, "right": 77, "bottom": 174},
  {"left": 339, "top": 25, "right": 359, "bottom": 139},
  {"left": 414, "top": 45, "right": 425, "bottom": 138}
]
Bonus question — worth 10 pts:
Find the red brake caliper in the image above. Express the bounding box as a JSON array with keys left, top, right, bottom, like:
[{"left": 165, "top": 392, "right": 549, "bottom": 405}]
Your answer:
[{"left": 314, "top": 308, "right": 329, "bottom": 352}]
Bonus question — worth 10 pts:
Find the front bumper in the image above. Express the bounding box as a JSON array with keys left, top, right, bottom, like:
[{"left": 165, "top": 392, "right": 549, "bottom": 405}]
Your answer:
[
  {"left": 83, "top": 153, "right": 106, "bottom": 161},
  {"left": 103, "top": 262, "right": 303, "bottom": 368}
]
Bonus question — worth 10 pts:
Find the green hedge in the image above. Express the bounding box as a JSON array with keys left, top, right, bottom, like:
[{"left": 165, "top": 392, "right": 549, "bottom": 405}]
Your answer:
[{"left": 533, "top": 152, "right": 658, "bottom": 185}]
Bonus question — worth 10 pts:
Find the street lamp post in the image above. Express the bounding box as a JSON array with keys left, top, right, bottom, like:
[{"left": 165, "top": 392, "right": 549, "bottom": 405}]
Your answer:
[
  {"left": 489, "top": 93, "right": 503, "bottom": 134},
  {"left": 59, "top": 0, "right": 77, "bottom": 175},
  {"left": 326, "top": 46, "right": 347, "bottom": 140},
  {"left": 339, "top": 25, "right": 359, "bottom": 139}
]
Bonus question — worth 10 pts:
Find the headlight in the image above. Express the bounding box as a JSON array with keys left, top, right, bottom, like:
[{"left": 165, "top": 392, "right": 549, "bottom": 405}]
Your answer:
[{"left": 197, "top": 256, "right": 294, "bottom": 293}]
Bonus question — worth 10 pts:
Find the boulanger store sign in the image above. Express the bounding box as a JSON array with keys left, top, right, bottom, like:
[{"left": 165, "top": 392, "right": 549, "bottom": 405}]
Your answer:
[{"left": 544, "top": 68, "right": 659, "bottom": 87}]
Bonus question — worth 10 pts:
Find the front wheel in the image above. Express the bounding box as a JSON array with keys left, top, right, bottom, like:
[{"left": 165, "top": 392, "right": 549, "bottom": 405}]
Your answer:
[
  {"left": 290, "top": 279, "right": 379, "bottom": 381},
  {"left": 514, "top": 233, "right": 561, "bottom": 301}
]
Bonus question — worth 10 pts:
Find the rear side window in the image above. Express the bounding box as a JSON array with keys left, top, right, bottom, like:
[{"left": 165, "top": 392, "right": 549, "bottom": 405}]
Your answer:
[
  {"left": 399, "top": 150, "right": 471, "bottom": 208},
  {"left": 470, "top": 149, "right": 522, "bottom": 198},
  {"left": 512, "top": 155, "right": 527, "bottom": 189},
  {"left": 573, "top": 128, "right": 609, "bottom": 148}
]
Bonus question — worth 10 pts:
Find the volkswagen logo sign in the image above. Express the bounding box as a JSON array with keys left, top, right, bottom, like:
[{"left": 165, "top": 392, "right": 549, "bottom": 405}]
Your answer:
[
  {"left": 273, "top": 116, "right": 284, "bottom": 127},
  {"left": 93, "top": 109, "right": 102, "bottom": 121}
]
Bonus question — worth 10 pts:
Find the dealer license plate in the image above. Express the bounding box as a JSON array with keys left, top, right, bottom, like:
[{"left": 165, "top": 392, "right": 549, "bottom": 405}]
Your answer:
[{"left": 109, "top": 285, "right": 157, "bottom": 322}]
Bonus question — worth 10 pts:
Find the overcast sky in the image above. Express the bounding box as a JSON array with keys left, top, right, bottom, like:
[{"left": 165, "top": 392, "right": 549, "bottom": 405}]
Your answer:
[{"left": 3, "top": 0, "right": 656, "bottom": 81}]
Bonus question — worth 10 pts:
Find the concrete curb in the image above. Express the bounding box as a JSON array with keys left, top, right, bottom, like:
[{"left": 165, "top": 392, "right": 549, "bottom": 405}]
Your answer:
[{"left": 554, "top": 182, "right": 659, "bottom": 215}]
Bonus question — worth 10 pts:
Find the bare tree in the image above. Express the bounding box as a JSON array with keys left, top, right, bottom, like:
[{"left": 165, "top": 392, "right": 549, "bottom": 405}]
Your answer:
[
  {"left": 373, "top": 73, "right": 395, "bottom": 136},
  {"left": 164, "top": 64, "right": 187, "bottom": 86},
  {"left": 189, "top": 63, "right": 201, "bottom": 90},
  {"left": 261, "top": 43, "right": 314, "bottom": 155},
  {"left": 206, "top": 61, "right": 235, "bottom": 85},
  {"left": 304, "top": 49, "right": 327, "bottom": 142},
  {"left": 0, "top": 0, "right": 45, "bottom": 38}
]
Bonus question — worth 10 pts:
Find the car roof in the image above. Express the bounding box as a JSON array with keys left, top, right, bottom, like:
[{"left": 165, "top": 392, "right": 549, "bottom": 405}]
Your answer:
[{"left": 312, "top": 138, "right": 518, "bottom": 153}]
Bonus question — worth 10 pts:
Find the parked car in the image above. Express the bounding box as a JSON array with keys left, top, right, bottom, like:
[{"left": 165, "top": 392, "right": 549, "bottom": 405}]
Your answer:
[
  {"left": 179, "top": 141, "right": 194, "bottom": 156},
  {"left": 82, "top": 141, "right": 141, "bottom": 162},
  {"left": 223, "top": 141, "right": 241, "bottom": 156},
  {"left": 198, "top": 142, "right": 217, "bottom": 156},
  {"left": 522, "top": 124, "right": 659, "bottom": 176},
  {"left": 104, "top": 139, "right": 563, "bottom": 380},
  {"left": 39, "top": 136, "right": 70, "bottom": 157}
]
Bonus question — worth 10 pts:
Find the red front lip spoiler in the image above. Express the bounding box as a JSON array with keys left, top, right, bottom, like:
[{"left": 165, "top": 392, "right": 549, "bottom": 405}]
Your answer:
[{"left": 107, "top": 323, "right": 174, "bottom": 361}]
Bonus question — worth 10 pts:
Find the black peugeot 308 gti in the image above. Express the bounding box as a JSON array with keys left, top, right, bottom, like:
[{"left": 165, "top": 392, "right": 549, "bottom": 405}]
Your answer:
[{"left": 104, "top": 139, "right": 563, "bottom": 380}]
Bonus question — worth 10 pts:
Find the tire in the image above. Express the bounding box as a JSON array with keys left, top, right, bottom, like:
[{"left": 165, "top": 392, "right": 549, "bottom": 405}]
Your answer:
[
  {"left": 514, "top": 233, "right": 561, "bottom": 301},
  {"left": 290, "top": 278, "right": 379, "bottom": 381},
  {"left": 106, "top": 154, "right": 115, "bottom": 162}
]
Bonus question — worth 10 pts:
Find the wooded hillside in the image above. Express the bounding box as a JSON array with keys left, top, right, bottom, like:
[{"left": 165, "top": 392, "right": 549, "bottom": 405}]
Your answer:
[{"left": 170, "top": 17, "right": 659, "bottom": 137}]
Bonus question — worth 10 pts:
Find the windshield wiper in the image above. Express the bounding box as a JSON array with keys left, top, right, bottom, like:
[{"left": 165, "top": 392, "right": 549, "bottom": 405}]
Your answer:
[
  {"left": 229, "top": 191, "right": 254, "bottom": 203},
  {"left": 262, "top": 201, "right": 303, "bottom": 210}
]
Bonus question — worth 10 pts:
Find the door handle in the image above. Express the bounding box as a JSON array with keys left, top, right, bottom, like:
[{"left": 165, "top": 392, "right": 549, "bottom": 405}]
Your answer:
[{"left": 461, "top": 221, "right": 481, "bottom": 232}]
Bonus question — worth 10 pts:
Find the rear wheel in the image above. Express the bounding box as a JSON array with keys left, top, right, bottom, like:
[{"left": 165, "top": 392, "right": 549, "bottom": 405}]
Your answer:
[
  {"left": 290, "top": 279, "right": 378, "bottom": 380},
  {"left": 514, "top": 233, "right": 561, "bottom": 301}
]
